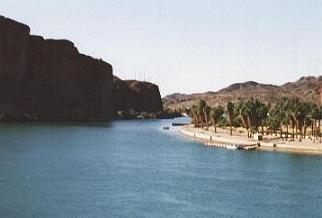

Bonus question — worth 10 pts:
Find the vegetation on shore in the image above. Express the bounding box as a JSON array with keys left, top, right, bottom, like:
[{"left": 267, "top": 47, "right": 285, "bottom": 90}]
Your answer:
[
  {"left": 114, "top": 108, "right": 182, "bottom": 120},
  {"left": 188, "top": 97, "right": 322, "bottom": 142}
]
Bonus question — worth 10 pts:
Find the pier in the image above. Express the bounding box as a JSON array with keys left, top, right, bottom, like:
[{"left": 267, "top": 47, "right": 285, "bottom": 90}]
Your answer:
[{"left": 204, "top": 142, "right": 259, "bottom": 151}]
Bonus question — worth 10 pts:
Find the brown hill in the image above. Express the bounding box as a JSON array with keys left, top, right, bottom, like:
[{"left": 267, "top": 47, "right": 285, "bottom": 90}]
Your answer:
[{"left": 163, "top": 76, "right": 322, "bottom": 109}]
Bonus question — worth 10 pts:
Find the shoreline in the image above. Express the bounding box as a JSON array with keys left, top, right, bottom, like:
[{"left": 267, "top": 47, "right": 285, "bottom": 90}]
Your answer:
[{"left": 179, "top": 125, "right": 322, "bottom": 155}]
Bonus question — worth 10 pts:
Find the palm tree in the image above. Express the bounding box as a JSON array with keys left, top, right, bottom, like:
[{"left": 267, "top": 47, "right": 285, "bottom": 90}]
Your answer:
[
  {"left": 227, "top": 101, "right": 234, "bottom": 136},
  {"left": 299, "top": 102, "right": 313, "bottom": 141},
  {"left": 235, "top": 101, "right": 249, "bottom": 133},
  {"left": 268, "top": 106, "right": 283, "bottom": 136},
  {"left": 194, "top": 99, "right": 211, "bottom": 129},
  {"left": 210, "top": 106, "right": 224, "bottom": 133},
  {"left": 238, "top": 98, "right": 268, "bottom": 138},
  {"left": 269, "top": 101, "right": 289, "bottom": 138},
  {"left": 203, "top": 105, "right": 211, "bottom": 128},
  {"left": 289, "top": 99, "right": 311, "bottom": 141},
  {"left": 196, "top": 99, "right": 206, "bottom": 128},
  {"left": 255, "top": 99, "right": 268, "bottom": 134},
  {"left": 189, "top": 105, "right": 198, "bottom": 127},
  {"left": 240, "top": 99, "right": 255, "bottom": 138},
  {"left": 286, "top": 97, "right": 300, "bottom": 139},
  {"left": 311, "top": 105, "right": 322, "bottom": 142},
  {"left": 280, "top": 97, "right": 292, "bottom": 138}
]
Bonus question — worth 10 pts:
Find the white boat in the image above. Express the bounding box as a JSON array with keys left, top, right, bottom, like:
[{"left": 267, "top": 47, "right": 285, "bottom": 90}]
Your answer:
[
  {"left": 225, "top": 144, "right": 238, "bottom": 150},
  {"left": 243, "top": 145, "right": 258, "bottom": 151}
]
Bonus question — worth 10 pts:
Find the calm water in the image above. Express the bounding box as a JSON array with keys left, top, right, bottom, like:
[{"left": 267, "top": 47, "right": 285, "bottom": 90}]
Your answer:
[{"left": 0, "top": 119, "right": 322, "bottom": 218}]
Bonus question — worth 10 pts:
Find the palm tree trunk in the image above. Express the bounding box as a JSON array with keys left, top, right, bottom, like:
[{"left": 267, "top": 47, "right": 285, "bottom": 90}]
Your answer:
[
  {"left": 319, "top": 120, "right": 321, "bottom": 143},
  {"left": 314, "top": 120, "right": 316, "bottom": 142},
  {"left": 292, "top": 121, "right": 295, "bottom": 140},
  {"left": 204, "top": 113, "right": 208, "bottom": 128},
  {"left": 247, "top": 116, "right": 251, "bottom": 138},
  {"left": 211, "top": 117, "right": 216, "bottom": 132},
  {"left": 311, "top": 122, "right": 314, "bottom": 138},
  {"left": 286, "top": 124, "right": 289, "bottom": 139}
]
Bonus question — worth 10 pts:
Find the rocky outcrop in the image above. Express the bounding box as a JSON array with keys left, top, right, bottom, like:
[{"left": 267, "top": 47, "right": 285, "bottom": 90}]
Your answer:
[
  {"left": 113, "top": 76, "right": 163, "bottom": 114},
  {"left": 0, "top": 15, "right": 113, "bottom": 121},
  {"left": 0, "top": 16, "right": 30, "bottom": 118},
  {"left": 0, "top": 15, "right": 164, "bottom": 121}
]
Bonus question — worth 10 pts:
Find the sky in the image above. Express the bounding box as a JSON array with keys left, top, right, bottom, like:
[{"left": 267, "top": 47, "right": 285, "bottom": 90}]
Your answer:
[{"left": 1, "top": 0, "right": 322, "bottom": 96}]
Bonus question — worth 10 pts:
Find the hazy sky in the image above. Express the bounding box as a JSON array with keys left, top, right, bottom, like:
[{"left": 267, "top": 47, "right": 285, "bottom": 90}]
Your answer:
[{"left": 1, "top": 0, "right": 322, "bottom": 96}]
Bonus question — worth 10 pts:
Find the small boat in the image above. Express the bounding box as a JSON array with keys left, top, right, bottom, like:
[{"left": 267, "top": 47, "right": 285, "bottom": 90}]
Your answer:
[
  {"left": 225, "top": 144, "right": 238, "bottom": 150},
  {"left": 163, "top": 126, "right": 170, "bottom": 130},
  {"left": 235, "top": 144, "right": 243, "bottom": 150},
  {"left": 242, "top": 145, "right": 258, "bottom": 151}
]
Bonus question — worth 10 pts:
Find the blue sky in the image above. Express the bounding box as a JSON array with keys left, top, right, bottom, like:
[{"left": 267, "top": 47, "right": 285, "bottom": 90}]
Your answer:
[{"left": 1, "top": 0, "right": 322, "bottom": 96}]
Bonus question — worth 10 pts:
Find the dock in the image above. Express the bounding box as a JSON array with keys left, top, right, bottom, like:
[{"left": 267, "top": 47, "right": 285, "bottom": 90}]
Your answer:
[
  {"left": 204, "top": 142, "right": 259, "bottom": 151},
  {"left": 172, "top": 123, "right": 186, "bottom": 126}
]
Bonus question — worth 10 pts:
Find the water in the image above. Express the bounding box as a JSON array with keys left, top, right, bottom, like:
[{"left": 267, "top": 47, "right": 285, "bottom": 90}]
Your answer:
[{"left": 0, "top": 119, "right": 322, "bottom": 218}]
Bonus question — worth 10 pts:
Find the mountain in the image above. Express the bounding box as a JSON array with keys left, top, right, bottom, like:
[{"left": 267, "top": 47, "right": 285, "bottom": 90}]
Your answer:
[
  {"left": 163, "top": 76, "right": 322, "bottom": 109},
  {"left": 0, "top": 15, "right": 162, "bottom": 121}
]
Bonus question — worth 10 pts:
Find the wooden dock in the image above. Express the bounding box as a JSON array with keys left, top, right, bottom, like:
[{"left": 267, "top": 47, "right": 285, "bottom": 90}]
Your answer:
[{"left": 205, "top": 142, "right": 259, "bottom": 151}]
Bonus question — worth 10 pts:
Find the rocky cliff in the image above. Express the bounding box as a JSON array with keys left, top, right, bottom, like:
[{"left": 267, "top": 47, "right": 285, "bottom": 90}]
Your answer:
[
  {"left": 0, "top": 15, "right": 113, "bottom": 121},
  {"left": 113, "top": 76, "right": 163, "bottom": 114},
  {"left": 0, "top": 15, "right": 163, "bottom": 121}
]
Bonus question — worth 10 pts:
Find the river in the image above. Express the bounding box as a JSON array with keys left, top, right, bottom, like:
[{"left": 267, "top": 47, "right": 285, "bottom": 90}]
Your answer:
[{"left": 0, "top": 119, "right": 322, "bottom": 217}]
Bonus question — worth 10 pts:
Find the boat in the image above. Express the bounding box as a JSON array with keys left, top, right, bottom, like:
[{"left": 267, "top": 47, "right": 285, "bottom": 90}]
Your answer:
[
  {"left": 225, "top": 144, "right": 238, "bottom": 150},
  {"left": 163, "top": 126, "right": 170, "bottom": 130},
  {"left": 242, "top": 145, "right": 258, "bottom": 150}
]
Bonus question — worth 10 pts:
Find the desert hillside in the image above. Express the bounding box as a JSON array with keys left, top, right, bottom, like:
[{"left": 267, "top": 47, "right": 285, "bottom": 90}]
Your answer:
[{"left": 163, "top": 76, "right": 322, "bottom": 109}]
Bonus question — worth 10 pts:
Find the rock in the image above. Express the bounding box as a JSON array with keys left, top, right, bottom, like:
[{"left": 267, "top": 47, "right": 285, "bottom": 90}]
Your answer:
[
  {"left": 0, "top": 15, "right": 163, "bottom": 121},
  {"left": 0, "top": 16, "right": 31, "bottom": 120},
  {"left": 0, "top": 15, "right": 113, "bottom": 121},
  {"left": 112, "top": 76, "right": 163, "bottom": 114}
]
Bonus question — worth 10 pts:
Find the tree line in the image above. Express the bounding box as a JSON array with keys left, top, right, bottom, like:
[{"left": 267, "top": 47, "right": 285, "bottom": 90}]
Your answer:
[{"left": 188, "top": 97, "right": 322, "bottom": 142}]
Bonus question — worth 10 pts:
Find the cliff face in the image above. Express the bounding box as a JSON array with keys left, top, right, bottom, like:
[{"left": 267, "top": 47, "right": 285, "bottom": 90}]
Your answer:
[
  {"left": 0, "top": 16, "right": 113, "bottom": 121},
  {"left": 0, "top": 16, "right": 29, "bottom": 116},
  {"left": 0, "top": 15, "right": 164, "bottom": 121},
  {"left": 113, "top": 77, "right": 163, "bottom": 114}
]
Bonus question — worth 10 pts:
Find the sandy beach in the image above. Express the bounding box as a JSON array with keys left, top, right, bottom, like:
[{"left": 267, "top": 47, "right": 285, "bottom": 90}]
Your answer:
[{"left": 179, "top": 125, "right": 322, "bottom": 155}]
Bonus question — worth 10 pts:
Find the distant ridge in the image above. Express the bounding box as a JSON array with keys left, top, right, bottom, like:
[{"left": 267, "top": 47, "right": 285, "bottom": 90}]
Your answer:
[
  {"left": 163, "top": 76, "right": 322, "bottom": 109},
  {"left": 219, "top": 81, "right": 278, "bottom": 92}
]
